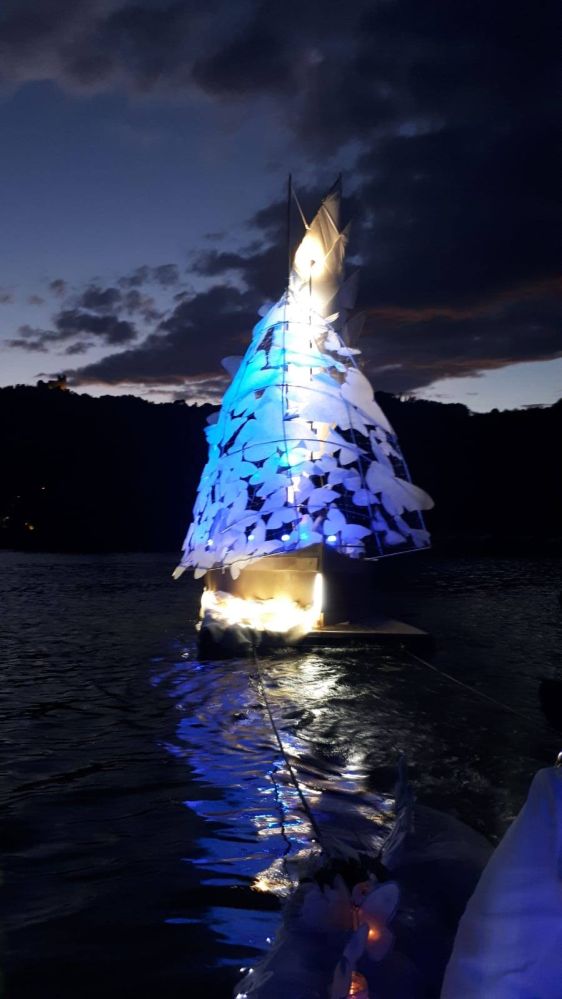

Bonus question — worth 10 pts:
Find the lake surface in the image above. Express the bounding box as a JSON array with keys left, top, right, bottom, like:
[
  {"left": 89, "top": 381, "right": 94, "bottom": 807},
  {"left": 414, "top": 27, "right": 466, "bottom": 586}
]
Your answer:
[{"left": 2, "top": 552, "right": 561, "bottom": 997}]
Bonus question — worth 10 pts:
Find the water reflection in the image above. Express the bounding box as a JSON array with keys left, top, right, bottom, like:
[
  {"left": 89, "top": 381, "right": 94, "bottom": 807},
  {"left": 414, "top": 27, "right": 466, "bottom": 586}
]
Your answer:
[
  {"left": 5, "top": 553, "right": 560, "bottom": 998},
  {"left": 159, "top": 649, "right": 393, "bottom": 972}
]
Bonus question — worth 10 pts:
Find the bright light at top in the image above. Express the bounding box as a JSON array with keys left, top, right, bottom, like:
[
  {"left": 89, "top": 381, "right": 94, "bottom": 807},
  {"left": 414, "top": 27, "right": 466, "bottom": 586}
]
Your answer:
[{"left": 294, "top": 232, "right": 325, "bottom": 279}]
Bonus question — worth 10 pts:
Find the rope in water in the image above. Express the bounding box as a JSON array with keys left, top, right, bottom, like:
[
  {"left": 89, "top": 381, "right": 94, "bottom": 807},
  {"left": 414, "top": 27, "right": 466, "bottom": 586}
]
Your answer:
[
  {"left": 250, "top": 645, "right": 327, "bottom": 852},
  {"left": 250, "top": 642, "right": 554, "bottom": 870},
  {"left": 405, "top": 649, "right": 544, "bottom": 730}
]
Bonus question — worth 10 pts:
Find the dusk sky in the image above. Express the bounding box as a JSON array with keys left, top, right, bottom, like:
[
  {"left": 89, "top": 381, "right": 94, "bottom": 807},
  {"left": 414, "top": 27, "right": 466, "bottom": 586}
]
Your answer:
[{"left": 0, "top": 0, "right": 560, "bottom": 412}]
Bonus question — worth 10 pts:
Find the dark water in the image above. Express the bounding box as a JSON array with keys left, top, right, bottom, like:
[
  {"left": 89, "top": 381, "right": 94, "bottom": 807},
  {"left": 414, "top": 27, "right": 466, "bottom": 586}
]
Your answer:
[{"left": 2, "top": 552, "right": 561, "bottom": 998}]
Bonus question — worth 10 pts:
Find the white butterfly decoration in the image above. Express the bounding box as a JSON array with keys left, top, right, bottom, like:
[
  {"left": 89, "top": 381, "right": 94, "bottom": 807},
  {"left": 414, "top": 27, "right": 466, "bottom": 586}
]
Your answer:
[{"left": 178, "top": 290, "right": 433, "bottom": 576}]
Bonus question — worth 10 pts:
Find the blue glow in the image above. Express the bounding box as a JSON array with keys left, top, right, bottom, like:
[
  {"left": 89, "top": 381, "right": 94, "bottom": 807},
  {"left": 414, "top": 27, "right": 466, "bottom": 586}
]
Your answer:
[
  {"left": 157, "top": 649, "right": 394, "bottom": 989},
  {"left": 176, "top": 201, "right": 436, "bottom": 575}
]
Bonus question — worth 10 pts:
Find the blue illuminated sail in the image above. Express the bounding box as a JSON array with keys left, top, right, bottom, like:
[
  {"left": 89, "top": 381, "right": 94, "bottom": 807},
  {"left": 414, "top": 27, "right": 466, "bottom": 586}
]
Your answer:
[{"left": 178, "top": 187, "right": 433, "bottom": 579}]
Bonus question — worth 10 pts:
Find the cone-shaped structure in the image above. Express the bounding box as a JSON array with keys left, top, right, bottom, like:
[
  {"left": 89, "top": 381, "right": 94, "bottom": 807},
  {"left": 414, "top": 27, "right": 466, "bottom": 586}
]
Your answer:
[{"left": 178, "top": 185, "right": 433, "bottom": 580}]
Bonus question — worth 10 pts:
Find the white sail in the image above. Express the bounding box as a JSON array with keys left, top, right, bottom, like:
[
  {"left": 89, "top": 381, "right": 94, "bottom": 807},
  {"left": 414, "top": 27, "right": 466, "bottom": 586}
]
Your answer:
[{"left": 178, "top": 186, "right": 433, "bottom": 579}]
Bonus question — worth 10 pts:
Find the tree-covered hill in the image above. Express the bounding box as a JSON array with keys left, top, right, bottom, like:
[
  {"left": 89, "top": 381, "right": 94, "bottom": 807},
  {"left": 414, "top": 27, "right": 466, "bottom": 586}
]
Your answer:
[{"left": 1, "top": 384, "right": 560, "bottom": 554}]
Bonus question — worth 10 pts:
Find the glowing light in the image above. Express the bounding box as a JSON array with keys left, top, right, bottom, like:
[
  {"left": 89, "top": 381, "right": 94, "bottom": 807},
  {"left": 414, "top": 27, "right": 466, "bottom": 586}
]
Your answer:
[
  {"left": 250, "top": 857, "right": 294, "bottom": 895},
  {"left": 368, "top": 925, "right": 382, "bottom": 941},
  {"left": 294, "top": 232, "right": 325, "bottom": 280},
  {"left": 175, "top": 248, "right": 433, "bottom": 581},
  {"left": 347, "top": 971, "right": 369, "bottom": 998},
  {"left": 312, "top": 572, "right": 323, "bottom": 626},
  {"left": 200, "top": 587, "right": 323, "bottom": 636}
]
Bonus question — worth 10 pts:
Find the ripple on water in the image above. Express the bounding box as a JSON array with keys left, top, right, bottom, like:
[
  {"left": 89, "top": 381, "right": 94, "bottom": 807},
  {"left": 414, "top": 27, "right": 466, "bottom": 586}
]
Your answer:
[{"left": 2, "top": 552, "right": 561, "bottom": 997}]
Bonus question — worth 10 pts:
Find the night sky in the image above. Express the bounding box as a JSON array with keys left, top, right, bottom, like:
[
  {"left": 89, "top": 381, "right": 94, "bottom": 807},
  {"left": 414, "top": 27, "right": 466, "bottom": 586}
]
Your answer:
[{"left": 1, "top": 0, "right": 560, "bottom": 412}]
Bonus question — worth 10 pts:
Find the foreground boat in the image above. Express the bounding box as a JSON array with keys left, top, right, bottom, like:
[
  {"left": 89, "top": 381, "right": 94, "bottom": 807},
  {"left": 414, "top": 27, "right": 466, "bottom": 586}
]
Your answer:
[
  {"left": 442, "top": 763, "right": 562, "bottom": 998},
  {"left": 233, "top": 761, "right": 492, "bottom": 999},
  {"left": 232, "top": 761, "right": 562, "bottom": 998}
]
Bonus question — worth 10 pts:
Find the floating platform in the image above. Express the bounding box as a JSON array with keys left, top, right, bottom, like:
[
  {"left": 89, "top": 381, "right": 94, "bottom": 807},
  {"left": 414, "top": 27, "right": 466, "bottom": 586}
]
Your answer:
[{"left": 300, "top": 619, "right": 432, "bottom": 653}]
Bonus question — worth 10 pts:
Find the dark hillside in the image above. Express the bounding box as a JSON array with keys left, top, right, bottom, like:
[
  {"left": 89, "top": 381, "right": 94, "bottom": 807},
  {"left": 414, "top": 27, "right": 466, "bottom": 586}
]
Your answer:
[
  {"left": 0, "top": 385, "right": 211, "bottom": 552},
  {"left": 1, "top": 385, "right": 560, "bottom": 554}
]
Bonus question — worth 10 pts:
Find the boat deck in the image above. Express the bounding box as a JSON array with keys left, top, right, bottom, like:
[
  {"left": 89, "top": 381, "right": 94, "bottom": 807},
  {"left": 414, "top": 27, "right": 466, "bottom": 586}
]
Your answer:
[{"left": 300, "top": 619, "right": 432, "bottom": 652}]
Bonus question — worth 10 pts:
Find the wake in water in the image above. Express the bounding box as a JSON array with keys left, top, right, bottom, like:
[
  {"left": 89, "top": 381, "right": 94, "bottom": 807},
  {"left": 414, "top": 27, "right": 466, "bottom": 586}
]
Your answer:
[{"left": 157, "top": 649, "right": 491, "bottom": 998}]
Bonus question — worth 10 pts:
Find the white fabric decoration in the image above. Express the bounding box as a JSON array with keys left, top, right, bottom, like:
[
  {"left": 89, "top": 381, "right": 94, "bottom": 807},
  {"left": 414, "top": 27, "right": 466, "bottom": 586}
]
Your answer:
[{"left": 177, "top": 188, "right": 433, "bottom": 577}]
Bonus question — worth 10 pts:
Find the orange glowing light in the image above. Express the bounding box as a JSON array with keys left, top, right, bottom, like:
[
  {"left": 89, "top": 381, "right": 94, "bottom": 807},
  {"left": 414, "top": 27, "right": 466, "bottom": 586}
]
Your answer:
[
  {"left": 200, "top": 573, "right": 323, "bottom": 635},
  {"left": 368, "top": 924, "right": 381, "bottom": 941},
  {"left": 347, "top": 970, "right": 369, "bottom": 997}
]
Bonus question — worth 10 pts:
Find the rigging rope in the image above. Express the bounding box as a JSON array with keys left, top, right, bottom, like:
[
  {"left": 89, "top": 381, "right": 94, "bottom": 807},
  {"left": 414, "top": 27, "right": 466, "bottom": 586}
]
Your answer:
[
  {"left": 291, "top": 185, "right": 309, "bottom": 231},
  {"left": 405, "top": 649, "right": 547, "bottom": 731},
  {"left": 250, "top": 645, "right": 327, "bottom": 853}
]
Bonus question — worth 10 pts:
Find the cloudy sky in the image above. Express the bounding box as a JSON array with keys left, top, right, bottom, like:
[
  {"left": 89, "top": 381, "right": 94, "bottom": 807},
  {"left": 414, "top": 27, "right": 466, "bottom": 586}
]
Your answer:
[{"left": 0, "top": 0, "right": 560, "bottom": 411}]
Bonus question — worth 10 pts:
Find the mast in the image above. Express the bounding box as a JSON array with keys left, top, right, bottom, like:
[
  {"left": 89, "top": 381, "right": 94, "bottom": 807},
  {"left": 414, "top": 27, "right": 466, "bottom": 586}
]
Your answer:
[{"left": 287, "top": 174, "right": 292, "bottom": 289}]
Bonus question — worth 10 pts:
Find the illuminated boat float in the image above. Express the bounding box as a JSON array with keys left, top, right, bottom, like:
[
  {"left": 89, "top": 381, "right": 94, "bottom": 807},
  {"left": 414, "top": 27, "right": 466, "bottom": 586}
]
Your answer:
[{"left": 174, "top": 181, "right": 433, "bottom": 654}]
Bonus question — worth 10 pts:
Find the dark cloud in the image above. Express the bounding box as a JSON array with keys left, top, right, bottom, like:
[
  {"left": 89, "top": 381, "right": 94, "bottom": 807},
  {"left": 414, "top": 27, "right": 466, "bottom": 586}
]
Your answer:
[
  {"left": 72, "top": 273, "right": 173, "bottom": 325},
  {"left": 191, "top": 194, "right": 305, "bottom": 299},
  {"left": 68, "top": 284, "right": 257, "bottom": 393},
  {"left": 0, "top": 1, "right": 198, "bottom": 93},
  {"left": 359, "top": 280, "right": 562, "bottom": 394},
  {"left": 0, "top": 0, "right": 356, "bottom": 97},
  {"left": 0, "top": 289, "right": 14, "bottom": 304},
  {"left": 64, "top": 341, "right": 94, "bottom": 355},
  {"left": 184, "top": 0, "right": 561, "bottom": 396},
  {"left": 121, "top": 288, "right": 163, "bottom": 323},
  {"left": 8, "top": 310, "right": 138, "bottom": 353},
  {"left": 289, "top": 0, "right": 561, "bottom": 148},
  {"left": 118, "top": 263, "right": 180, "bottom": 289},
  {"left": 192, "top": 0, "right": 367, "bottom": 99},
  {"left": 152, "top": 263, "right": 179, "bottom": 287},
  {"left": 6, "top": 262, "right": 188, "bottom": 362},
  {"left": 192, "top": 21, "right": 292, "bottom": 96},
  {"left": 191, "top": 0, "right": 561, "bottom": 306},
  {"left": 28, "top": 294, "right": 45, "bottom": 305},
  {"left": 78, "top": 285, "right": 122, "bottom": 312},
  {"left": 192, "top": 250, "right": 247, "bottom": 278},
  {"left": 118, "top": 266, "right": 150, "bottom": 289},
  {"left": 352, "top": 121, "right": 560, "bottom": 309},
  {"left": 2, "top": 1, "right": 559, "bottom": 402},
  {"left": 55, "top": 309, "right": 137, "bottom": 344},
  {"left": 7, "top": 325, "right": 51, "bottom": 352},
  {"left": 49, "top": 278, "right": 67, "bottom": 297}
]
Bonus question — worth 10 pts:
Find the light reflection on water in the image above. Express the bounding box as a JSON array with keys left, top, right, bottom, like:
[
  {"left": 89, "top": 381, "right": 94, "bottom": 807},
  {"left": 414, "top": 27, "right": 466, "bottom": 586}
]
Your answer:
[
  {"left": 158, "top": 651, "right": 393, "bottom": 969},
  {"left": 2, "top": 552, "right": 562, "bottom": 998}
]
